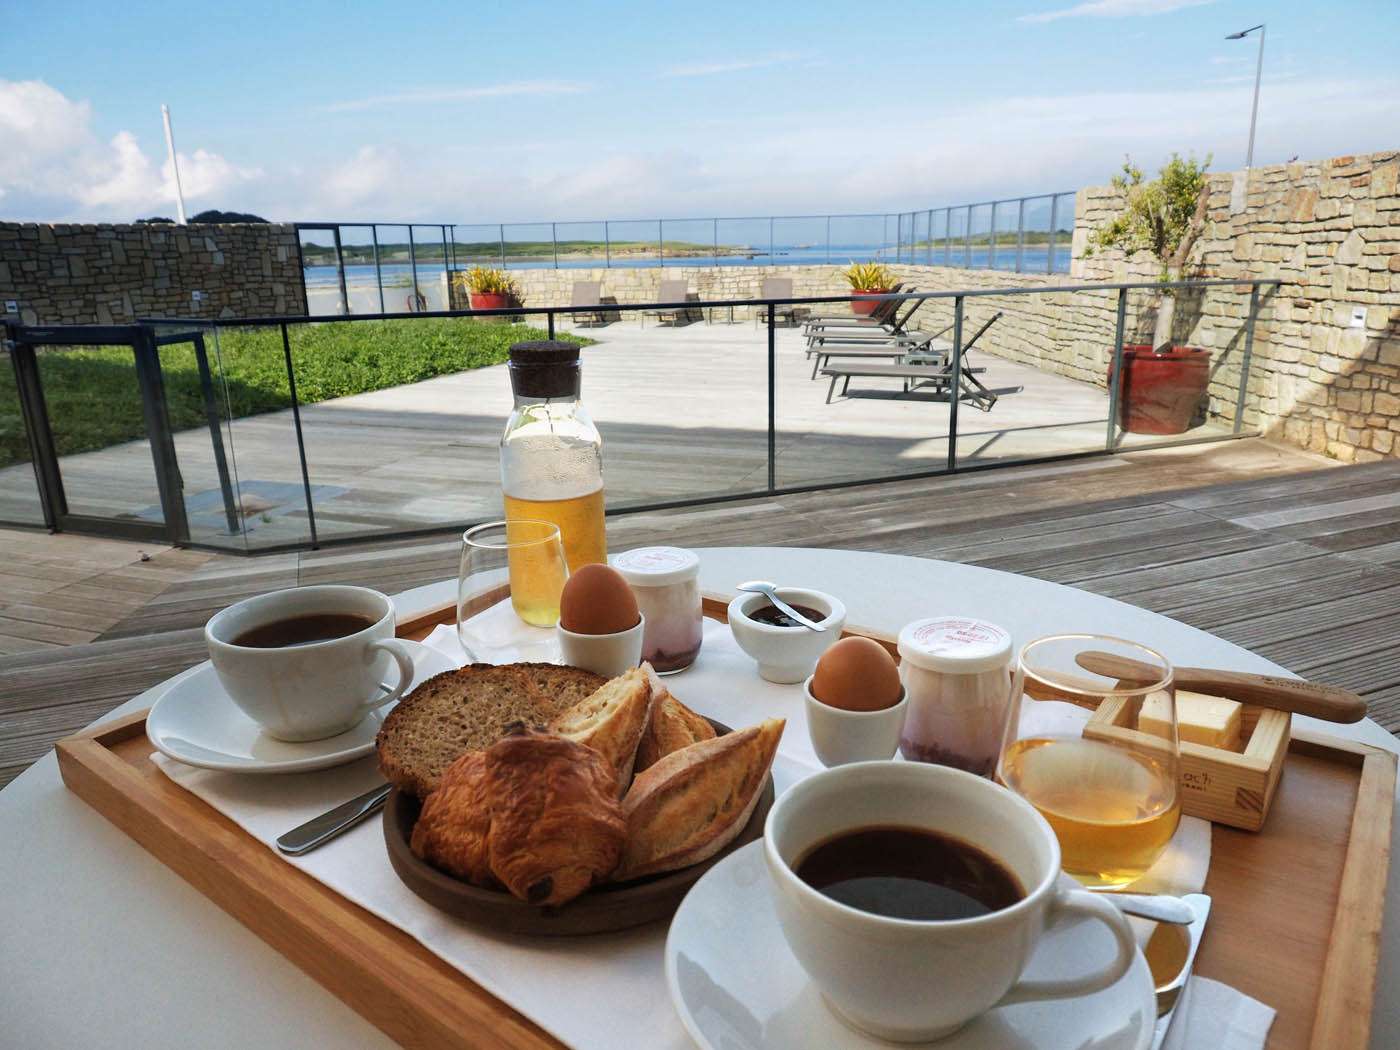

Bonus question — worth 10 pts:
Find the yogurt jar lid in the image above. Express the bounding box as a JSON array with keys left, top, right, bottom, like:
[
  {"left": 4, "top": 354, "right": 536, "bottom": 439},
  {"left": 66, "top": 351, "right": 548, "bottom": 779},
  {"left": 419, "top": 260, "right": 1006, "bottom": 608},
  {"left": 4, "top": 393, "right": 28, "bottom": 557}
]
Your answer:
[
  {"left": 611, "top": 546, "right": 700, "bottom": 587},
  {"left": 897, "top": 617, "right": 1012, "bottom": 674}
]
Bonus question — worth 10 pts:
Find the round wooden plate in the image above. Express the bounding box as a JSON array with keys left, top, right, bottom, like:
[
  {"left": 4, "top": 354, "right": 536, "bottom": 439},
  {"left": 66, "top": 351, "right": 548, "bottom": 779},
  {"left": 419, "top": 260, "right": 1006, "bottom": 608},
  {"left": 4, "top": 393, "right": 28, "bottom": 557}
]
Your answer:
[{"left": 382, "top": 721, "right": 775, "bottom": 935}]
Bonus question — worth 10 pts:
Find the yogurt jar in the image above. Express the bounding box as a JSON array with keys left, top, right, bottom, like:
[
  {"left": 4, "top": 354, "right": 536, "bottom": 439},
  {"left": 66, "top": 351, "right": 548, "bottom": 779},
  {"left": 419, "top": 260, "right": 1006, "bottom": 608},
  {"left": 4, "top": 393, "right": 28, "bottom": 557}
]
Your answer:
[
  {"left": 612, "top": 547, "right": 702, "bottom": 674},
  {"left": 897, "top": 617, "right": 1013, "bottom": 777}
]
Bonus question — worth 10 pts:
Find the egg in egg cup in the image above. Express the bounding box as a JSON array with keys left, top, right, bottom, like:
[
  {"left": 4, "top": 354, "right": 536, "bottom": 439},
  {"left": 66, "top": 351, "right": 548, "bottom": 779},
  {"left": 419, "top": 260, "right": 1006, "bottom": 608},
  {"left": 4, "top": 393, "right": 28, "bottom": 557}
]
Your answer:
[{"left": 804, "top": 636, "right": 908, "bottom": 766}]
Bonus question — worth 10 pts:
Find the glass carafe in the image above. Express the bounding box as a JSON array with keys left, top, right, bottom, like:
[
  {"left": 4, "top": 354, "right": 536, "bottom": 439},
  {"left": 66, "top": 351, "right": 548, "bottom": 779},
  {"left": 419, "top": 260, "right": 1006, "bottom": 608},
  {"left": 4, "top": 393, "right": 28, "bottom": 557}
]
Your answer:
[{"left": 500, "top": 340, "right": 607, "bottom": 573}]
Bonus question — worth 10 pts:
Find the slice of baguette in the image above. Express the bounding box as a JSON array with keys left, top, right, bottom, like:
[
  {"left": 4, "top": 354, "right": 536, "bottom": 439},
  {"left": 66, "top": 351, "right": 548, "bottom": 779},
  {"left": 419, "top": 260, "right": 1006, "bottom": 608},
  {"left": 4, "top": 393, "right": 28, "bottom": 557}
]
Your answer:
[
  {"left": 376, "top": 663, "right": 558, "bottom": 798},
  {"left": 633, "top": 670, "right": 716, "bottom": 773},
  {"left": 614, "top": 716, "right": 785, "bottom": 881},
  {"left": 549, "top": 665, "right": 656, "bottom": 791}
]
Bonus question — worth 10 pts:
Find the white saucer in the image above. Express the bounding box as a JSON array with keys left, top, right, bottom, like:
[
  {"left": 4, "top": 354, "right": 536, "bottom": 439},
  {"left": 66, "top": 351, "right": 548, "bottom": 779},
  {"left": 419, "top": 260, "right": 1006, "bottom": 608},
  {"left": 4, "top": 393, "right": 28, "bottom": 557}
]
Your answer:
[
  {"left": 146, "top": 640, "right": 457, "bottom": 774},
  {"left": 665, "top": 840, "right": 1155, "bottom": 1050}
]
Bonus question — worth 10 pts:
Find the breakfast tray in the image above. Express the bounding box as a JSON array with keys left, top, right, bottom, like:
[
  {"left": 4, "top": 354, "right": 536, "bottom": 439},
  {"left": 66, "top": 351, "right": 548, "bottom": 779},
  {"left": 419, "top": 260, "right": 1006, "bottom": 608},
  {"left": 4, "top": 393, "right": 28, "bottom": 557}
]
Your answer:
[{"left": 55, "top": 597, "right": 1397, "bottom": 1050}]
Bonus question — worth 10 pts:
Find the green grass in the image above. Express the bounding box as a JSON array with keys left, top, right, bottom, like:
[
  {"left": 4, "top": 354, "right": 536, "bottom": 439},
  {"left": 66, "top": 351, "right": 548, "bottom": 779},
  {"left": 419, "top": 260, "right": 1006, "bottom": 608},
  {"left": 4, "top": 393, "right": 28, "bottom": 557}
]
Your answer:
[{"left": 0, "top": 318, "right": 582, "bottom": 468}]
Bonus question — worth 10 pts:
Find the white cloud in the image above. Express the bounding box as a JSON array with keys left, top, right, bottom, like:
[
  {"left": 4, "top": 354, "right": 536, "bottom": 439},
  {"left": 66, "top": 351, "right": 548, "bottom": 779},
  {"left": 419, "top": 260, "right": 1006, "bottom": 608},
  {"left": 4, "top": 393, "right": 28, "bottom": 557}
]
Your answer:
[
  {"left": 1019, "top": 0, "right": 1217, "bottom": 23},
  {"left": 0, "top": 78, "right": 261, "bottom": 218},
  {"left": 310, "top": 80, "right": 592, "bottom": 114},
  {"left": 660, "top": 52, "right": 805, "bottom": 78}
]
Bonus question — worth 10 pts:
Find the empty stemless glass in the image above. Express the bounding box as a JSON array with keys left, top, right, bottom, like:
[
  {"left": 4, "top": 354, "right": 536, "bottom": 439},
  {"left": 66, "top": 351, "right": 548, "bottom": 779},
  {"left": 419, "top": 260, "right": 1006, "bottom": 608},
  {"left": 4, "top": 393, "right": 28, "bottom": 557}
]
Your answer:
[
  {"left": 457, "top": 519, "right": 568, "bottom": 663},
  {"left": 996, "top": 634, "right": 1180, "bottom": 888}
]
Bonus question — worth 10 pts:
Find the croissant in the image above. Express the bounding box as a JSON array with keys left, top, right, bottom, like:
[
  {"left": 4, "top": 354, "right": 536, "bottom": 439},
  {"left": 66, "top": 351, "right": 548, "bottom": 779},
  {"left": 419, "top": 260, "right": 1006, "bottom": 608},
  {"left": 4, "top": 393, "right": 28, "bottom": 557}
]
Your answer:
[{"left": 410, "top": 725, "right": 627, "bottom": 907}]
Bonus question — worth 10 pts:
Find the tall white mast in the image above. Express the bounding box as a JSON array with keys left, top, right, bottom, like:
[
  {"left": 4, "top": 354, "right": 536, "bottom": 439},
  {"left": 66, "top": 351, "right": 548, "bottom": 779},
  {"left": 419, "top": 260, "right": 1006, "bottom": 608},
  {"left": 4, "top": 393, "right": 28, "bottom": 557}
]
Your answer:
[{"left": 162, "top": 104, "right": 188, "bottom": 224}]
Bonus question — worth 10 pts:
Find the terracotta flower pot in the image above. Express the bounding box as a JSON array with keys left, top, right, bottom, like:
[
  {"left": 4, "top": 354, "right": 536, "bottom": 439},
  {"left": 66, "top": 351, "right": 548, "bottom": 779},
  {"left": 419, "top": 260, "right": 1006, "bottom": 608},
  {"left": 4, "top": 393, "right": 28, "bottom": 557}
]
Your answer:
[
  {"left": 850, "top": 289, "right": 887, "bottom": 315},
  {"left": 1109, "top": 345, "right": 1212, "bottom": 435},
  {"left": 470, "top": 291, "right": 509, "bottom": 311}
]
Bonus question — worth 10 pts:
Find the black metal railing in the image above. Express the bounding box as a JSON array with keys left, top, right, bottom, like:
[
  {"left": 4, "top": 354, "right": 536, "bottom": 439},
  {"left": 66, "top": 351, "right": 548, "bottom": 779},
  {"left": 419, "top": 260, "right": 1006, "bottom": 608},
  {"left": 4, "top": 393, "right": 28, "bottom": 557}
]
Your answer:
[
  {"left": 2, "top": 277, "right": 1278, "bottom": 552},
  {"left": 294, "top": 194, "right": 1077, "bottom": 316}
]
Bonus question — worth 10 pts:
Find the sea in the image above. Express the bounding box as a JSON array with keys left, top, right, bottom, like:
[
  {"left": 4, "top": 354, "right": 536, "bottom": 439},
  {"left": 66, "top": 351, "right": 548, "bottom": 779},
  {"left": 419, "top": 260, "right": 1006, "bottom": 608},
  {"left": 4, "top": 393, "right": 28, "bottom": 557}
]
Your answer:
[{"left": 302, "top": 245, "right": 1073, "bottom": 292}]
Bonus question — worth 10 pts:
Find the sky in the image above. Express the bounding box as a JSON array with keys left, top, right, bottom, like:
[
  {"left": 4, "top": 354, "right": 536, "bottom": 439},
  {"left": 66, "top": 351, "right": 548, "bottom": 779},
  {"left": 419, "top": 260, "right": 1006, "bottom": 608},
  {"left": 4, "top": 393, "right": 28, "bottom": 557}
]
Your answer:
[{"left": 3, "top": 0, "right": 1398, "bottom": 227}]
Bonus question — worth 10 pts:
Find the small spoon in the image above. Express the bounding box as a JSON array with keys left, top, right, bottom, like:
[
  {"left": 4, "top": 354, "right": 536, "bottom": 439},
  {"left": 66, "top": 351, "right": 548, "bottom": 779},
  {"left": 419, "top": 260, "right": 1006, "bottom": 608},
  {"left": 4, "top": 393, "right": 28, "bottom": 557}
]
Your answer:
[
  {"left": 1086, "top": 887, "right": 1196, "bottom": 925},
  {"left": 1074, "top": 651, "right": 1366, "bottom": 723},
  {"left": 735, "top": 581, "right": 827, "bottom": 632}
]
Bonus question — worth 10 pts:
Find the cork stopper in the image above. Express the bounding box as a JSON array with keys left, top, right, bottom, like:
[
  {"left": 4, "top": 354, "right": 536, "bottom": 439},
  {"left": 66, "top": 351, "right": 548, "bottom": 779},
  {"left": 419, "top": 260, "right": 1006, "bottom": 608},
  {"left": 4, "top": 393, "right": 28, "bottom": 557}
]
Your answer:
[{"left": 508, "top": 340, "right": 580, "bottom": 399}]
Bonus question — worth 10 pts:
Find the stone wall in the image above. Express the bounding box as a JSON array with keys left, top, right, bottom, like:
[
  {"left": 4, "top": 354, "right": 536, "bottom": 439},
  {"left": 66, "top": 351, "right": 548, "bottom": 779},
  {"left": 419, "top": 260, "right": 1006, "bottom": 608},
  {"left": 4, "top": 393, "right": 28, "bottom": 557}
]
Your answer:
[
  {"left": 1072, "top": 151, "right": 1400, "bottom": 461},
  {"left": 0, "top": 222, "right": 306, "bottom": 325},
  {"left": 448, "top": 264, "right": 853, "bottom": 316}
]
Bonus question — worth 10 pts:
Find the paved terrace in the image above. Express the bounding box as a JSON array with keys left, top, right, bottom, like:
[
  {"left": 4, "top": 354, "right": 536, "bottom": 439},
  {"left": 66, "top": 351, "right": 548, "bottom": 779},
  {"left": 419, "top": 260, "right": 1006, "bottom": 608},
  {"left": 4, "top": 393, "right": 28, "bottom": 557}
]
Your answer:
[{"left": 0, "top": 319, "right": 1239, "bottom": 547}]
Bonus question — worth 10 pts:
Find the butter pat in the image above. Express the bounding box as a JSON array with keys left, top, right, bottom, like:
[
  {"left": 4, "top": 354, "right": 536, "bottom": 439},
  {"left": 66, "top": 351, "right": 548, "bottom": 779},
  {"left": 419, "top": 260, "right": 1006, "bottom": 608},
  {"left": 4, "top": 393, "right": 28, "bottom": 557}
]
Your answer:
[{"left": 1141, "top": 689, "right": 1243, "bottom": 751}]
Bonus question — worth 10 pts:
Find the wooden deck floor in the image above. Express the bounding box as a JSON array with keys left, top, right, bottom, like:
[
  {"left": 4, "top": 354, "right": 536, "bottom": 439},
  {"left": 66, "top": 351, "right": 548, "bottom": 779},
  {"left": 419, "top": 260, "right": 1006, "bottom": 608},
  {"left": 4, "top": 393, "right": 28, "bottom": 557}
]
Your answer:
[{"left": 5, "top": 439, "right": 1400, "bottom": 788}]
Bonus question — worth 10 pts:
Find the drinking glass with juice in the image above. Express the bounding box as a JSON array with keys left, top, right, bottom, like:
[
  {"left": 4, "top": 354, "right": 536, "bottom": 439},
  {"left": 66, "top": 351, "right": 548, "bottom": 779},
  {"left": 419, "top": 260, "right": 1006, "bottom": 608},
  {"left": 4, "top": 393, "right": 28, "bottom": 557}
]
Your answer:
[{"left": 996, "top": 634, "right": 1180, "bottom": 887}]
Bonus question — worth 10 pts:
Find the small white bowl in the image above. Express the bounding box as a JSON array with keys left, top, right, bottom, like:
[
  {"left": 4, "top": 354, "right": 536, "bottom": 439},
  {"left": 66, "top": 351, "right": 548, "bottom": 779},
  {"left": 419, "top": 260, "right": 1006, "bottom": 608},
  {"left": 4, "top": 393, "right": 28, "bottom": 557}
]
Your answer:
[
  {"left": 804, "top": 676, "right": 907, "bottom": 766},
  {"left": 558, "top": 614, "right": 645, "bottom": 678},
  {"left": 726, "top": 588, "right": 846, "bottom": 683}
]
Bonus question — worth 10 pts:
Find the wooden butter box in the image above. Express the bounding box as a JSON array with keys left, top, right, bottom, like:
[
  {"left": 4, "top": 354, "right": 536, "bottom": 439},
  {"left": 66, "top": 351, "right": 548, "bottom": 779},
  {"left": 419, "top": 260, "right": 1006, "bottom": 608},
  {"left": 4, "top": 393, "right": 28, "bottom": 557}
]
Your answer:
[{"left": 1084, "top": 699, "right": 1291, "bottom": 831}]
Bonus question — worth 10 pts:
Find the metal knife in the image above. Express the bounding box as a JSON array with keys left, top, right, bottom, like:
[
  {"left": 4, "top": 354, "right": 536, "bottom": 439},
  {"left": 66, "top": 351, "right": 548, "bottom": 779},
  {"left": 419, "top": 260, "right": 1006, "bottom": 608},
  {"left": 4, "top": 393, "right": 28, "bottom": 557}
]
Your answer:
[{"left": 276, "top": 782, "right": 392, "bottom": 855}]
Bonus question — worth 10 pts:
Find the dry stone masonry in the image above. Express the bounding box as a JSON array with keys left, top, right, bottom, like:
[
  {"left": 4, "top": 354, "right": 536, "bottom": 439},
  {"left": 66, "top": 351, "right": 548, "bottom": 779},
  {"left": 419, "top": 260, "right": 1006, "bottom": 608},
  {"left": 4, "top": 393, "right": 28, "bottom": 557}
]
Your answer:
[{"left": 0, "top": 222, "right": 306, "bottom": 325}]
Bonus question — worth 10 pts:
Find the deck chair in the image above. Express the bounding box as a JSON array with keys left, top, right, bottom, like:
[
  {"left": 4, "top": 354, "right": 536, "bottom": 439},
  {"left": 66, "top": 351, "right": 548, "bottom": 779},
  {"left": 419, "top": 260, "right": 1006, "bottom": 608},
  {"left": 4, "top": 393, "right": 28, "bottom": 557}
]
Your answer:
[
  {"left": 801, "top": 283, "right": 907, "bottom": 332},
  {"left": 820, "top": 312, "right": 1003, "bottom": 411},
  {"left": 569, "top": 280, "right": 605, "bottom": 328},
  {"left": 641, "top": 278, "right": 693, "bottom": 327},
  {"left": 751, "top": 277, "right": 805, "bottom": 327},
  {"left": 804, "top": 292, "right": 935, "bottom": 350}
]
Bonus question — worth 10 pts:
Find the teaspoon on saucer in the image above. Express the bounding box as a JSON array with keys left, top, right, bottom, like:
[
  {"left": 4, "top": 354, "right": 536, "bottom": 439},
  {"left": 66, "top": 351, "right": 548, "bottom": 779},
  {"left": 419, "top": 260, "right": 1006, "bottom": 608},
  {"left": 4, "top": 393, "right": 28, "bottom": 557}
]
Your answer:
[
  {"left": 735, "top": 581, "right": 827, "bottom": 631},
  {"left": 1087, "top": 887, "right": 1196, "bottom": 925}
]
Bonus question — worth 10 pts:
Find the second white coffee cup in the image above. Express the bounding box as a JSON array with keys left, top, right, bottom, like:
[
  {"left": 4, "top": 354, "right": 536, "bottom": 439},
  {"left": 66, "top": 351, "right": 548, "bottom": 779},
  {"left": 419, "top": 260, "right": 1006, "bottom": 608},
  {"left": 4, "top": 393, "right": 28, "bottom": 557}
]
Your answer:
[{"left": 763, "top": 760, "right": 1137, "bottom": 1042}]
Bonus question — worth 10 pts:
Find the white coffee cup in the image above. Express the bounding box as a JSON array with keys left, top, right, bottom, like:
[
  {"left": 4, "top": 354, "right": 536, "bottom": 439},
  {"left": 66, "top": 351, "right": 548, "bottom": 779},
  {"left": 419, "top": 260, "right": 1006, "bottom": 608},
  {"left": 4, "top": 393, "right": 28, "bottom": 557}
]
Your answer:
[
  {"left": 803, "top": 676, "right": 907, "bottom": 766},
  {"left": 205, "top": 585, "right": 417, "bottom": 742},
  {"left": 763, "top": 761, "right": 1136, "bottom": 1042}
]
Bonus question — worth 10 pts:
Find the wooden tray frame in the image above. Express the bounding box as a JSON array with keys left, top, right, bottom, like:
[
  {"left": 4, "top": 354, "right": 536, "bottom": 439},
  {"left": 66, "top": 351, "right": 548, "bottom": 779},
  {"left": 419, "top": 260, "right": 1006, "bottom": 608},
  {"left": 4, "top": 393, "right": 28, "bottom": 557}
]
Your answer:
[{"left": 55, "top": 596, "right": 1396, "bottom": 1050}]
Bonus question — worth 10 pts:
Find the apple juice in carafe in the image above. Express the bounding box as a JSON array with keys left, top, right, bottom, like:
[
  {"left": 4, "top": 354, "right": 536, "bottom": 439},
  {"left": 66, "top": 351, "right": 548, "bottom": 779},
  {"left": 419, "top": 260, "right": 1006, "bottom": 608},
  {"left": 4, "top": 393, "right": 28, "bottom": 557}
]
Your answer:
[{"left": 500, "top": 340, "right": 607, "bottom": 573}]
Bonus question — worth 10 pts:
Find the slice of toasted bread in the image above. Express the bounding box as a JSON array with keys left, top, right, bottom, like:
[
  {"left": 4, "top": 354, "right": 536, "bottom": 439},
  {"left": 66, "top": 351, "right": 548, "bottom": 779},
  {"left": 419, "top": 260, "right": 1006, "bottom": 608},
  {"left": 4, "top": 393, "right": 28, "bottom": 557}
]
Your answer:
[
  {"left": 376, "top": 663, "right": 558, "bottom": 798},
  {"left": 634, "top": 669, "right": 716, "bottom": 773},
  {"left": 549, "top": 665, "right": 656, "bottom": 791},
  {"left": 614, "top": 717, "right": 785, "bottom": 881},
  {"left": 517, "top": 662, "right": 608, "bottom": 710}
]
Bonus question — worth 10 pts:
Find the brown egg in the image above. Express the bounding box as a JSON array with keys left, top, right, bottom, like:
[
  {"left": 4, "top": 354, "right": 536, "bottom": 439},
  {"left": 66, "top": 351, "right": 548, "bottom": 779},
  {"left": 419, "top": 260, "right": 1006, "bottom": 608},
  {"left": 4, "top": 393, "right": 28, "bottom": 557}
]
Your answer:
[
  {"left": 811, "top": 637, "right": 903, "bottom": 711},
  {"left": 559, "top": 563, "right": 640, "bottom": 635}
]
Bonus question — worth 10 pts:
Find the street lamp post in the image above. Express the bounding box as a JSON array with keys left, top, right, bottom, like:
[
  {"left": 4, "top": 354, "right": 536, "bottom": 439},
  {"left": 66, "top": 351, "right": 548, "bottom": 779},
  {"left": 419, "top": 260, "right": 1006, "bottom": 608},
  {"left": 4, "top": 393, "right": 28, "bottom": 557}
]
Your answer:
[{"left": 1225, "top": 23, "right": 1266, "bottom": 171}]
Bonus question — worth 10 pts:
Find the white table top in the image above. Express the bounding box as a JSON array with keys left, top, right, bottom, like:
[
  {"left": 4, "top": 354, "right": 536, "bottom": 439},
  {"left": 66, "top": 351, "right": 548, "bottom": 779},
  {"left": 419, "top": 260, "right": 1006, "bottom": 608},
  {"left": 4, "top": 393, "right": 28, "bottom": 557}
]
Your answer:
[{"left": 2, "top": 546, "right": 1396, "bottom": 1050}]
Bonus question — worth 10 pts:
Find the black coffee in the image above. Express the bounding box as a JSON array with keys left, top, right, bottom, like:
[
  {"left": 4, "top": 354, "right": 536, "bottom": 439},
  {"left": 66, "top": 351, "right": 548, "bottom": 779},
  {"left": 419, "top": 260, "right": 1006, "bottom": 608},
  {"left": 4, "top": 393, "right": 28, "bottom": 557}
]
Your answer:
[
  {"left": 750, "top": 602, "right": 824, "bottom": 627},
  {"left": 794, "top": 826, "right": 1023, "bottom": 920},
  {"left": 231, "top": 612, "right": 375, "bottom": 648}
]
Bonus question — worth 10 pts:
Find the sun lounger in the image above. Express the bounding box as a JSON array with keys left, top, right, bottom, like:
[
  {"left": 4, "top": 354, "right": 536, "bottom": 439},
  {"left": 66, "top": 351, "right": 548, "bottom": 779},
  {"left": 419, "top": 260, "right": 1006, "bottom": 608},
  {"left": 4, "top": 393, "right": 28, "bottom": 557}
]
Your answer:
[
  {"left": 819, "top": 311, "right": 1003, "bottom": 410},
  {"left": 570, "top": 280, "right": 605, "bottom": 327},
  {"left": 751, "top": 277, "right": 807, "bottom": 326},
  {"left": 800, "top": 284, "right": 906, "bottom": 330},
  {"left": 804, "top": 295, "right": 939, "bottom": 348},
  {"left": 641, "top": 279, "right": 693, "bottom": 327},
  {"left": 820, "top": 360, "right": 996, "bottom": 410}
]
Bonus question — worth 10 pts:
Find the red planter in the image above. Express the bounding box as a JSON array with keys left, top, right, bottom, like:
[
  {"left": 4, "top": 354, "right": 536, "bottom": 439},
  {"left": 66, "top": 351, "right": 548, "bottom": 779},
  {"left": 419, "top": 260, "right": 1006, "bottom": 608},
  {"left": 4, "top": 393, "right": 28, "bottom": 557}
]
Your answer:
[
  {"left": 851, "top": 289, "right": 887, "bottom": 315},
  {"left": 470, "top": 291, "right": 510, "bottom": 311},
  {"left": 1109, "top": 345, "right": 1212, "bottom": 435}
]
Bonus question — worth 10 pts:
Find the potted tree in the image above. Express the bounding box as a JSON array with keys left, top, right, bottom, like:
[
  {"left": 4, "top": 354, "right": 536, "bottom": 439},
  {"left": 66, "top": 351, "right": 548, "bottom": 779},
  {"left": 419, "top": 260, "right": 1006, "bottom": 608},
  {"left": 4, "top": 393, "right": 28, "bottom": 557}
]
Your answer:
[
  {"left": 841, "top": 261, "right": 897, "bottom": 315},
  {"left": 1087, "top": 154, "right": 1212, "bottom": 434},
  {"left": 461, "top": 265, "right": 515, "bottom": 311}
]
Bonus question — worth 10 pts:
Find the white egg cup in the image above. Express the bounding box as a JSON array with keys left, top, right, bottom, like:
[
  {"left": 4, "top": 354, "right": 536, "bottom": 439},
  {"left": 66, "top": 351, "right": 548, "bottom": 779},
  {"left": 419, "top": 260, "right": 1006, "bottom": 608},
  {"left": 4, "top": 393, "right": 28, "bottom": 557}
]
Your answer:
[
  {"left": 726, "top": 587, "right": 846, "bottom": 683},
  {"left": 803, "top": 676, "right": 908, "bottom": 766},
  {"left": 557, "top": 614, "right": 645, "bottom": 679}
]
